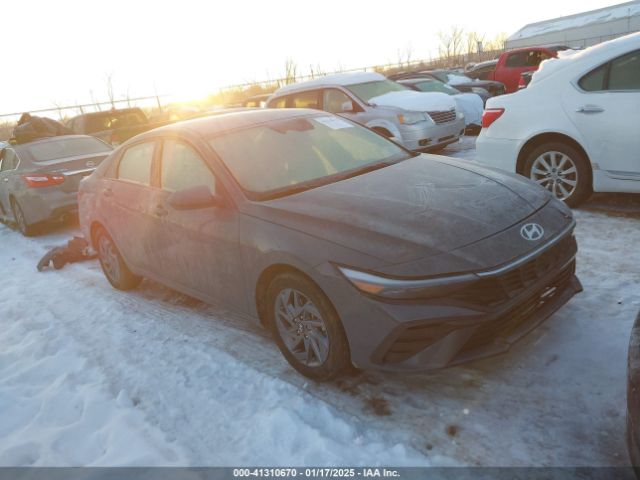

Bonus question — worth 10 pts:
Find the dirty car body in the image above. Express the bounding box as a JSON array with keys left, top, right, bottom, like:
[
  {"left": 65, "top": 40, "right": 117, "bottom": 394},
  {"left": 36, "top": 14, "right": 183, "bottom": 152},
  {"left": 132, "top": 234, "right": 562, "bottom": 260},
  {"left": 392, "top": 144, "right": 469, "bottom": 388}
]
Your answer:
[
  {"left": 0, "top": 135, "right": 112, "bottom": 234},
  {"left": 79, "top": 109, "right": 581, "bottom": 374}
]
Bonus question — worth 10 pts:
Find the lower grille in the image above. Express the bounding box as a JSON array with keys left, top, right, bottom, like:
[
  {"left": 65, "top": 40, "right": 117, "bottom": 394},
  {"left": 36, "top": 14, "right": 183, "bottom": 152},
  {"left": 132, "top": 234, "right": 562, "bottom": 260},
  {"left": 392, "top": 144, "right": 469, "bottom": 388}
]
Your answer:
[
  {"left": 457, "top": 261, "right": 575, "bottom": 355},
  {"left": 427, "top": 109, "right": 456, "bottom": 124},
  {"left": 381, "top": 259, "right": 576, "bottom": 365}
]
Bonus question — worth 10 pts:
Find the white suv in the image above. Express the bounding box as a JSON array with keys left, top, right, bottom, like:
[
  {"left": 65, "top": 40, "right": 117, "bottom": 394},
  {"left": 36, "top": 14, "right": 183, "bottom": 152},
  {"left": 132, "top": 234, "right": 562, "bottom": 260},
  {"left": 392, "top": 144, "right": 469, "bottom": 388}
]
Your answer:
[{"left": 477, "top": 33, "right": 640, "bottom": 207}]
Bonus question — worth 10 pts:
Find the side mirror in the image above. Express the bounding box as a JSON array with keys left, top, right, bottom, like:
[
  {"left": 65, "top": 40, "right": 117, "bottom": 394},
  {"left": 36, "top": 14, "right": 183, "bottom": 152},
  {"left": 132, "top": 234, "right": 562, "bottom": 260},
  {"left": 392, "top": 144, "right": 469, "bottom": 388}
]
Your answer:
[{"left": 167, "top": 185, "right": 224, "bottom": 210}]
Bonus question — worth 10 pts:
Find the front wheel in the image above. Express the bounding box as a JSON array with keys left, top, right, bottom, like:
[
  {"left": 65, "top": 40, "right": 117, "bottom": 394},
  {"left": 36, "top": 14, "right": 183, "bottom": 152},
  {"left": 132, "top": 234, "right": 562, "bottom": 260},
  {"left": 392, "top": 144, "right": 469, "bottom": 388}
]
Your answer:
[
  {"left": 523, "top": 142, "right": 592, "bottom": 207},
  {"left": 94, "top": 226, "right": 142, "bottom": 290},
  {"left": 266, "top": 272, "right": 350, "bottom": 381}
]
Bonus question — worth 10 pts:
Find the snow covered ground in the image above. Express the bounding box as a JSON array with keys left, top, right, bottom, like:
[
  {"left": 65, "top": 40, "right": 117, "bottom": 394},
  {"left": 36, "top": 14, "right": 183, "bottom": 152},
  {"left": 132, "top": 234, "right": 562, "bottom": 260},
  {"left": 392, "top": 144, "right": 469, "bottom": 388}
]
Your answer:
[{"left": 0, "top": 136, "right": 639, "bottom": 467}]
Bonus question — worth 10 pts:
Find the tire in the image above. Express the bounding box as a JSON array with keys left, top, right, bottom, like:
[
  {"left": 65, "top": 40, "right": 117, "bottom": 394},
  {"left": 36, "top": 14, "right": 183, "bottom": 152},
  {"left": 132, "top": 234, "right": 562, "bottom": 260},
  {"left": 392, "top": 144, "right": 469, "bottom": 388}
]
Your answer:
[
  {"left": 94, "top": 226, "right": 142, "bottom": 290},
  {"left": 523, "top": 142, "right": 592, "bottom": 208},
  {"left": 10, "top": 198, "right": 35, "bottom": 236},
  {"left": 266, "top": 272, "right": 350, "bottom": 381}
]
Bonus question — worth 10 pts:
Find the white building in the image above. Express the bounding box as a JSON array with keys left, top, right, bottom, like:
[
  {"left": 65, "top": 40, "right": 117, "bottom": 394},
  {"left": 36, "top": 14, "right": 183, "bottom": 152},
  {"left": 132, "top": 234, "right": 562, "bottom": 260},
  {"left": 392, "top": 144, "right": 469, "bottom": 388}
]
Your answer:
[{"left": 506, "top": 1, "right": 640, "bottom": 49}]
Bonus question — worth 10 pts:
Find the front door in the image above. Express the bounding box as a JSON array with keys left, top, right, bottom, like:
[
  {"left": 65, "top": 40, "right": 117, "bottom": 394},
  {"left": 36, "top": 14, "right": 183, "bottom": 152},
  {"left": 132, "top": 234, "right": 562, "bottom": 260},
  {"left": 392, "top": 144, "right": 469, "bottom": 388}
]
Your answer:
[{"left": 148, "top": 138, "right": 244, "bottom": 310}]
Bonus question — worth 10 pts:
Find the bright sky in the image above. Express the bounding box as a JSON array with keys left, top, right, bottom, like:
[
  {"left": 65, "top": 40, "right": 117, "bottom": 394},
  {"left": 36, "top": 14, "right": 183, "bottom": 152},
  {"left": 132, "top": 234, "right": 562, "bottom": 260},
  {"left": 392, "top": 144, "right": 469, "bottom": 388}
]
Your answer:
[{"left": 0, "top": 0, "right": 623, "bottom": 116}]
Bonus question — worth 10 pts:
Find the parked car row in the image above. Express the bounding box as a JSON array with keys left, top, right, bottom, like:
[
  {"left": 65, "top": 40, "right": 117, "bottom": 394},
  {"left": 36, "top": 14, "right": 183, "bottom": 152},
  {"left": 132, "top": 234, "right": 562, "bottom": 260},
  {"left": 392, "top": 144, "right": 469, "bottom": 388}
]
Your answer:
[{"left": 0, "top": 35, "right": 636, "bottom": 384}]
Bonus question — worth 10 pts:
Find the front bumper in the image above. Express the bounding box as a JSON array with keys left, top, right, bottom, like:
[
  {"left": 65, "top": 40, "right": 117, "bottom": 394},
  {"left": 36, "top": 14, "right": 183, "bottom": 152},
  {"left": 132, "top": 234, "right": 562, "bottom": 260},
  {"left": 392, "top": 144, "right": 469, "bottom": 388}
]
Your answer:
[
  {"left": 317, "top": 230, "right": 581, "bottom": 372},
  {"left": 398, "top": 117, "right": 465, "bottom": 151}
]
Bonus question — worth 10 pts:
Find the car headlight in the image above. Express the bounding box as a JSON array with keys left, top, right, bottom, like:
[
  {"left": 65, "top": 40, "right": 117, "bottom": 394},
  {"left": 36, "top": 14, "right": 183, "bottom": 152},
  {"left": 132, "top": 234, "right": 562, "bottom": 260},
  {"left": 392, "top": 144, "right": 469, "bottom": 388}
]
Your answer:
[
  {"left": 337, "top": 266, "right": 478, "bottom": 300},
  {"left": 397, "top": 112, "right": 427, "bottom": 125},
  {"left": 471, "top": 87, "right": 489, "bottom": 95}
]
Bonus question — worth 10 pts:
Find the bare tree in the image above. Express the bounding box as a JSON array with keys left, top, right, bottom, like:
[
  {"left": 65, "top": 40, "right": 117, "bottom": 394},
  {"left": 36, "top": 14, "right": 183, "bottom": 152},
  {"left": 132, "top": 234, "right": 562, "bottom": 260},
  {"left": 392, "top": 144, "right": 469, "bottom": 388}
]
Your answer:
[
  {"left": 89, "top": 90, "right": 101, "bottom": 111},
  {"left": 283, "top": 58, "right": 298, "bottom": 86},
  {"left": 51, "top": 101, "right": 65, "bottom": 121},
  {"left": 396, "top": 43, "right": 414, "bottom": 69},
  {"left": 437, "top": 26, "right": 465, "bottom": 66},
  {"left": 105, "top": 72, "right": 115, "bottom": 109}
]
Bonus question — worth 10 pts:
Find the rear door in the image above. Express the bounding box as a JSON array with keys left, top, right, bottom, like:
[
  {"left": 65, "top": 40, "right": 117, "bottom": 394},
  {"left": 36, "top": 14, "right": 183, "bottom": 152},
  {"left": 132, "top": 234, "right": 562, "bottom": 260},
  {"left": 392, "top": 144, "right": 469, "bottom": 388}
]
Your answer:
[
  {"left": 0, "top": 148, "right": 20, "bottom": 217},
  {"left": 562, "top": 49, "right": 640, "bottom": 181},
  {"left": 148, "top": 138, "right": 244, "bottom": 309},
  {"left": 100, "top": 140, "right": 159, "bottom": 271}
]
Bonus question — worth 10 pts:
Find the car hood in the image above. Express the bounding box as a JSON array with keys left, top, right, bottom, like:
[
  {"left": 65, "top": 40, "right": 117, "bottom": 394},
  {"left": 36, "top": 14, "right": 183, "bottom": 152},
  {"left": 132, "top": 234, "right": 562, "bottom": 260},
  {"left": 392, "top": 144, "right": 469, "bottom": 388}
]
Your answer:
[
  {"left": 244, "top": 155, "right": 552, "bottom": 265},
  {"left": 369, "top": 90, "right": 456, "bottom": 112}
]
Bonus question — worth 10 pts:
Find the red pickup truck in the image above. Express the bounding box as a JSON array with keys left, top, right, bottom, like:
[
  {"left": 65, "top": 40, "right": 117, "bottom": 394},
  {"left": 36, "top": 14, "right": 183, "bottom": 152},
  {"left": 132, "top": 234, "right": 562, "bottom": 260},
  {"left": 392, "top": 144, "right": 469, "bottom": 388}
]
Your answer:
[{"left": 475, "top": 46, "right": 569, "bottom": 93}]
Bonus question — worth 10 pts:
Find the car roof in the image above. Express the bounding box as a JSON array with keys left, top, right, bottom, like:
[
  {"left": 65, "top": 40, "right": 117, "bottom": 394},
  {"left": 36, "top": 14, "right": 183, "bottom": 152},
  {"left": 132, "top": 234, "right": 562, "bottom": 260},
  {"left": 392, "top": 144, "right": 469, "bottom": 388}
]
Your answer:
[
  {"left": 131, "top": 108, "right": 321, "bottom": 140},
  {"left": 274, "top": 71, "right": 385, "bottom": 96}
]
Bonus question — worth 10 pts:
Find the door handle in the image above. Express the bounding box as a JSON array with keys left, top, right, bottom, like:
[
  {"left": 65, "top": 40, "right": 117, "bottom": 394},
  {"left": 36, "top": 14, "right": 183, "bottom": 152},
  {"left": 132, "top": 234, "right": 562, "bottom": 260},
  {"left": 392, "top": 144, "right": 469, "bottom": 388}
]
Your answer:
[
  {"left": 576, "top": 105, "right": 604, "bottom": 114},
  {"left": 103, "top": 188, "right": 113, "bottom": 197},
  {"left": 153, "top": 205, "right": 168, "bottom": 217}
]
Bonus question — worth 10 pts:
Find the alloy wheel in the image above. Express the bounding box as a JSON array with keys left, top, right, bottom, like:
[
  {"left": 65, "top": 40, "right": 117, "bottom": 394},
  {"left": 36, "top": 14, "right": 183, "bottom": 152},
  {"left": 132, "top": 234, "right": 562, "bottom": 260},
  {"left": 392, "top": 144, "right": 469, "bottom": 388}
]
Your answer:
[
  {"left": 530, "top": 151, "right": 578, "bottom": 201},
  {"left": 98, "top": 235, "right": 121, "bottom": 284},
  {"left": 274, "top": 288, "right": 330, "bottom": 367}
]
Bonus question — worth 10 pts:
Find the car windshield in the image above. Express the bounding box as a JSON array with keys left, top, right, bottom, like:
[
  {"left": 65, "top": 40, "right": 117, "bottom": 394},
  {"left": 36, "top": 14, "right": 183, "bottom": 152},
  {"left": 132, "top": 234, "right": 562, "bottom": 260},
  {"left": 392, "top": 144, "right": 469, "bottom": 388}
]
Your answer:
[
  {"left": 208, "top": 115, "right": 413, "bottom": 200},
  {"left": 346, "top": 80, "right": 408, "bottom": 102},
  {"left": 410, "top": 79, "right": 460, "bottom": 95},
  {"left": 26, "top": 137, "right": 112, "bottom": 162}
]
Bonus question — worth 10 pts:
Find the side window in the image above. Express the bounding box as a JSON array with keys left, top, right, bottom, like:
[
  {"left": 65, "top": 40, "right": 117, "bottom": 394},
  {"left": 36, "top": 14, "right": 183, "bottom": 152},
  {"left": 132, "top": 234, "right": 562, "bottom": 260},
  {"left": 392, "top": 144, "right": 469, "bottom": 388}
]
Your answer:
[
  {"left": 0, "top": 149, "right": 18, "bottom": 172},
  {"left": 578, "top": 51, "right": 640, "bottom": 92},
  {"left": 161, "top": 140, "right": 216, "bottom": 194},
  {"left": 579, "top": 64, "right": 608, "bottom": 92},
  {"left": 323, "top": 89, "right": 354, "bottom": 113},
  {"left": 291, "top": 90, "right": 320, "bottom": 109},
  {"left": 608, "top": 50, "right": 640, "bottom": 90},
  {"left": 117, "top": 141, "right": 155, "bottom": 186},
  {"left": 526, "top": 51, "right": 543, "bottom": 67},
  {"left": 505, "top": 52, "right": 528, "bottom": 68}
]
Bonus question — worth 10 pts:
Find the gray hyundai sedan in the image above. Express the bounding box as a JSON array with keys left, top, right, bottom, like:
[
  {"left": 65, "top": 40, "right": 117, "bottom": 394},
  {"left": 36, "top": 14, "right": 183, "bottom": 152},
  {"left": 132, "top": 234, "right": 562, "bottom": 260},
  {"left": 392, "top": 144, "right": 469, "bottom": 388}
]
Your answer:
[{"left": 79, "top": 109, "right": 582, "bottom": 380}]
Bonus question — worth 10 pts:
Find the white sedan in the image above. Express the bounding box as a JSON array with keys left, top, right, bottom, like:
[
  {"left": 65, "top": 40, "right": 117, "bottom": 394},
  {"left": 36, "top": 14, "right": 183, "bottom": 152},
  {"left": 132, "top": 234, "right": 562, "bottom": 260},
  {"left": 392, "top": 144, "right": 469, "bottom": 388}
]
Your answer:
[{"left": 476, "top": 32, "right": 640, "bottom": 207}]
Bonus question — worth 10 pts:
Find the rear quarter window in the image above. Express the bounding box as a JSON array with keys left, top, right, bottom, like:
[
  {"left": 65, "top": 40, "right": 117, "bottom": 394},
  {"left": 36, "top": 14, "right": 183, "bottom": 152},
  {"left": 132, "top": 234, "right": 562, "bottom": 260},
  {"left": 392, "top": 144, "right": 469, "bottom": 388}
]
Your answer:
[{"left": 579, "top": 64, "right": 607, "bottom": 91}]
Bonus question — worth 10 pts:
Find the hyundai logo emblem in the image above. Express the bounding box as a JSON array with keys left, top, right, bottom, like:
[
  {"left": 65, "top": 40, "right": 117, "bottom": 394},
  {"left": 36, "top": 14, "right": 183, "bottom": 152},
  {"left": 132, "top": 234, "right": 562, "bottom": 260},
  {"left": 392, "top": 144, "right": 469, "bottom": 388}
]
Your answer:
[{"left": 520, "top": 223, "right": 544, "bottom": 241}]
